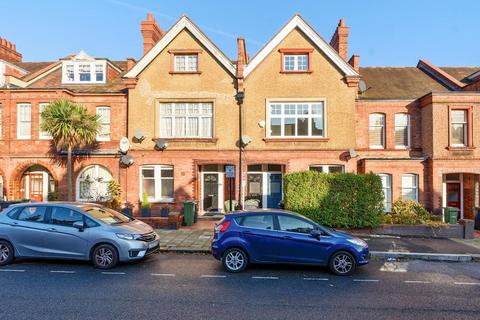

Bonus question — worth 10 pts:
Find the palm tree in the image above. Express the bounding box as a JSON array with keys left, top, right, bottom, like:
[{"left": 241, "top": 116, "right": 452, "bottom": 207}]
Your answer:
[{"left": 41, "top": 99, "right": 100, "bottom": 201}]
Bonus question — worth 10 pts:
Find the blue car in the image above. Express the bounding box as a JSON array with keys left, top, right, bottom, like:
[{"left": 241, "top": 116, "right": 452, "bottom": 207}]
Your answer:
[{"left": 212, "top": 211, "right": 369, "bottom": 275}]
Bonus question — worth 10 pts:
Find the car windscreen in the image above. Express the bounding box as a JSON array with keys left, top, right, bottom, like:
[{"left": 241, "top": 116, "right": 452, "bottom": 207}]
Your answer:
[{"left": 82, "top": 206, "right": 133, "bottom": 225}]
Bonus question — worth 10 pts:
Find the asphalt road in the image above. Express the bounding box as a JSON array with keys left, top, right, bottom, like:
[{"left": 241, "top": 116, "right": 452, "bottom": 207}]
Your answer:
[{"left": 1, "top": 254, "right": 479, "bottom": 320}]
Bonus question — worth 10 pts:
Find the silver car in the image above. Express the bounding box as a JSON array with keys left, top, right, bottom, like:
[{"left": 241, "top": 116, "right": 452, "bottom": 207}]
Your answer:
[{"left": 0, "top": 202, "right": 159, "bottom": 269}]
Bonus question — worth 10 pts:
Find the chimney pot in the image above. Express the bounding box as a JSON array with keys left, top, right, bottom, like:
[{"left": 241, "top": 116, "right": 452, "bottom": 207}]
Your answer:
[
  {"left": 126, "top": 57, "right": 136, "bottom": 71},
  {"left": 0, "top": 36, "right": 22, "bottom": 62}
]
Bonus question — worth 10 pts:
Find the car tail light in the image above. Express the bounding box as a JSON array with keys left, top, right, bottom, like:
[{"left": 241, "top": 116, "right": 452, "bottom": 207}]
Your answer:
[{"left": 215, "top": 220, "right": 231, "bottom": 233}]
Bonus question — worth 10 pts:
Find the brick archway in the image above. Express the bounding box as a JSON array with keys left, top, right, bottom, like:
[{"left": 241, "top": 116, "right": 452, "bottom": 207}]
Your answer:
[
  {"left": 0, "top": 167, "right": 6, "bottom": 200},
  {"left": 9, "top": 161, "right": 60, "bottom": 200}
]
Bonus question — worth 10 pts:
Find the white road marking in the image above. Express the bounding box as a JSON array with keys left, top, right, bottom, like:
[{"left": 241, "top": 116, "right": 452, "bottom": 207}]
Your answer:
[
  {"left": 454, "top": 282, "right": 480, "bottom": 286},
  {"left": 353, "top": 279, "right": 379, "bottom": 282},
  {"left": 101, "top": 272, "right": 126, "bottom": 275},
  {"left": 50, "top": 270, "right": 76, "bottom": 274},
  {"left": 404, "top": 280, "right": 430, "bottom": 284},
  {"left": 201, "top": 275, "right": 227, "bottom": 278},
  {"left": 303, "top": 277, "right": 329, "bottom": 281},
  {"left": 0, "top": 269, "right": 25, "bottom": 272},
  {"left": 252, "top": 276, "right": 279, "bottom": 280},
  {"left": 151, "top": 273, "right": 176, "bottom": 277}
]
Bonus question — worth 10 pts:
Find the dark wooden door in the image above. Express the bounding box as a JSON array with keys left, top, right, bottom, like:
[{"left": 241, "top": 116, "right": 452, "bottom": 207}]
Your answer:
[{"left": 203, "top": 173, "right": 219, "bottom": 212}]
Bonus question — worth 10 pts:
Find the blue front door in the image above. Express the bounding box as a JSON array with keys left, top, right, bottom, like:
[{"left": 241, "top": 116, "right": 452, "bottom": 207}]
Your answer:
[{"left": 267, "top": 173, "right": 282, "bottom": 208}]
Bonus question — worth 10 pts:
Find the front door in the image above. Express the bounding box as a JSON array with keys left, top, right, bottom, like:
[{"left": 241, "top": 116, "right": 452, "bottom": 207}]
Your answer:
[
  {"left": 267, "top": 173, "right": 282, "bottom": 208},
  {"left": 203, "top": 173, "right": 220, "bottom": 212},
  {"left": 29, "top": 174, "right": 44, "bottom": 202},
  {"left": 446, "top": 183, "right": 461, "bottom": 210}
]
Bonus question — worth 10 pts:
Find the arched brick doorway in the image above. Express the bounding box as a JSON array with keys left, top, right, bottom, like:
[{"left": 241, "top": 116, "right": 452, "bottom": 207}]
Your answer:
[
  {"left": 10, "top": 162, "right": 59, "bottom": 202},
  {"left": 0, "top": 168, "right": 6, "bottom": 200}
]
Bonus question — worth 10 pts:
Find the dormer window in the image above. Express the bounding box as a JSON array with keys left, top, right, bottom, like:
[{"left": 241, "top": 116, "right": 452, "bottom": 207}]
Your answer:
[
  {"left": 62, "top": 61, "right": 106, "bottom": 84},
  {"left": 279, "top": 49, "right": 313, "bottom": 73}
]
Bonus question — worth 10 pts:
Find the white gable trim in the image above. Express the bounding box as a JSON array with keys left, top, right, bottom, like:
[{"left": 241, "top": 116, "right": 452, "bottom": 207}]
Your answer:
[
  {"left": 125, "top": 16, "right": 236, "bottom": 78},
  {"left": 243, "top": 15, "right": 359, "bottom": 78}
]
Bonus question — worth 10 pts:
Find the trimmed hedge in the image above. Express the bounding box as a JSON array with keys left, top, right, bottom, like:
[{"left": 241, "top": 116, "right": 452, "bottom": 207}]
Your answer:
[{"left": 283, "top": 171, "right": 384, "bottom": 228}]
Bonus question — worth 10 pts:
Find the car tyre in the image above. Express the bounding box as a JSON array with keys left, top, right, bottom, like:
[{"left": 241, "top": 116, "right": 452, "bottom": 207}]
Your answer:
[
  {"left": 92, "top": 244, "right": 119, "bottom": 269},
  {"left": 0, "top": 240, "right": 15, "bottom": 266},
  {"left": 329, "top": 251, "right": 356, "bottom": 276},
  {"left": 222, "top": 248, "right": 248, "bottom": 273}
]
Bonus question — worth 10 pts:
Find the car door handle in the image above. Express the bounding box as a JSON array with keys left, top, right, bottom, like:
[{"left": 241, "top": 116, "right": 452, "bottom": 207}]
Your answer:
[
  {"left": 242, "top": 230, "right": 252, "bottom": 234},
  {"left": 47, "top": 228, "right": 57, "bottom": 231},
  {"left": 282, "top": 235, "right": 293, "bottom": 240},
  {"left": 11, "top": 222, "right": 20, "bottom": 227}
]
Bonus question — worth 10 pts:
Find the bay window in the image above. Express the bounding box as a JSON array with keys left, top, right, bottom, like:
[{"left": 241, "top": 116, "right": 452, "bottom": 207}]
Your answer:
[
  {"left": 395, "top": 113, "right": 410, "bottom": 148},
  {"left": 450, "top": 110, "right": 467, "bottom": 147},
  {"left": 140, "top": 165, "right": 174, "bottom": 202},
  {"left": 62, "top": 61, "right": 106, "bottom": 84},
  {"left": 369, "top": 113, "right": 385, "bottom": 149},
  {"left": 159, "top": 102, "right": 213, "bottom": 138},
  {"left": 268, "top": 102, "right": 325, "bottom": 138},
  {"left": 378, "top": 174, "right": 392, "bottom": 212}
]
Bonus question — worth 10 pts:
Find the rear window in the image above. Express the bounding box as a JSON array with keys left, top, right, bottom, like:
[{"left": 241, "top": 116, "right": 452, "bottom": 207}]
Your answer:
[{"left": 236, "top": 215, "right": 274, "bottom": 230}]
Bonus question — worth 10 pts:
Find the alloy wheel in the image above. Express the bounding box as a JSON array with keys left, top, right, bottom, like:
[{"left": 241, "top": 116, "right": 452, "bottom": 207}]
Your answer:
[
  {"left": 0, "top": 244, "right": 9, "bottom": 263},
  {"left": 95, "top": 247, "right": 114, "bottom": 267},
  {"left": 225, "top": 250, "right": 245, "bottom": 271},
  {"left": 333, "top": 253, "right": 353, "bottom": 274}
]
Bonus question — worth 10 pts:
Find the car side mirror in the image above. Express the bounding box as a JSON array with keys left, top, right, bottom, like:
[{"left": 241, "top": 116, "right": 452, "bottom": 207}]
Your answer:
[
  {"left": 73, "top": 221, "right": 85, "bottom": 232},
  {"left": 311, "top": 228, "right": 322, "bottom": 239}
]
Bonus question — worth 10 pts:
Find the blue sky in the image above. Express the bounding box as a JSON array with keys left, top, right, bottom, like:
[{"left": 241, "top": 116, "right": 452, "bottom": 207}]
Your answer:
[{"left": 1, "top": 0, "right": 478, "bottom": 66}]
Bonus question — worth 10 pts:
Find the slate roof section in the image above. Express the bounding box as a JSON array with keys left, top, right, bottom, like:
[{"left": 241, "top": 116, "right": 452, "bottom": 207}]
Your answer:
[{"left": 358, "top": 67, "right": 451, "bottom": 100}]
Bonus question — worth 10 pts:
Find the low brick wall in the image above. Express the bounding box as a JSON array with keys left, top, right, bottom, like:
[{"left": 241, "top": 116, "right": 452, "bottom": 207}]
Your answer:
[
  {"left": 137, "top": 213, "right": 184, "bottom": 229},
  {"left": 375, "top": 219, "right": 474, "bottom": 239}
]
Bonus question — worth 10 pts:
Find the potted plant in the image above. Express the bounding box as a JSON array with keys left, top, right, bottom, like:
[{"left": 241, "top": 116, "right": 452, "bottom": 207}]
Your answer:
[
  {"left": 160, "top": 205, "right": 171, "bottom": 217},
  {"left": 141, "top": 192, "right": 151, "bottom": 217}
]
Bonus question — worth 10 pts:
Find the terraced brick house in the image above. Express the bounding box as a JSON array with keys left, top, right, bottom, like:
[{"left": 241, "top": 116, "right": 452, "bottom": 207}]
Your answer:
[{"left": 1, "top": 13, "right": 480, "bottom": 222}]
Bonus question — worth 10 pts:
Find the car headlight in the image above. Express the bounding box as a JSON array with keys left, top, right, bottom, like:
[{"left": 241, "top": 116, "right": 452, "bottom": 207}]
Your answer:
[
  {"left": 116, "top": 233, "right": 136, "bottom": 240},
  {"left": 347, "top": 238, "right": 368, "bottom": 248}
]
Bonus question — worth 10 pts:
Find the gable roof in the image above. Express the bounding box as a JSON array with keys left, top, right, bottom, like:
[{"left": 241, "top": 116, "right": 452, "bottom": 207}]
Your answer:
[
  {"left": 124, "top": 16, "right": 236, "bottom": 78},
  {"left": 243, "top": 14, "right": 359, "bottom": 78}
]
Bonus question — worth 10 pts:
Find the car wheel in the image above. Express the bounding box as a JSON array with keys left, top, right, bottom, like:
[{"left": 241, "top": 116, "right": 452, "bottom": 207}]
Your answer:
[
  {"left": 329, "top": 251, "right": 356, "bottom": 276},
  {"left": 222, "top": 248, "right": 248, "bottom": 273},
  {"left": 0, "top": 240, "right": 15, "bottom": 266},
  {"left": 92, "top": 244, "right": 118, "bottom": 269}
]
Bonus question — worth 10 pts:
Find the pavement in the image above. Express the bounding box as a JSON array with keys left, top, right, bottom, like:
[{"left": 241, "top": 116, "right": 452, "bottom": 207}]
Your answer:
[
  {"left": 1, "top": 254, "right": 480, "bottom": 320},
  {"left": 156, "top": 228, "right": 480, "bottom": 262}
]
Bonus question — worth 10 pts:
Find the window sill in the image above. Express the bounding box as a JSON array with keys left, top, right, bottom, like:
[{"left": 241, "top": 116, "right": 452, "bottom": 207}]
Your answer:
[
  {"left": 168, "top": 71, "right": 202, "bottom": 75},
  {"left": 147, "top": 199, "right": 175, "bottom": 204},
  {"left": 152, "top": 137, "right": 218, "bottom": 143},
  {"left": 280, "top": 70, "right": 313, "bottom": 74},
  {"left": 446, "top": 146, "right": 476, "bottom": 151},
  {"left": 263, "top": 137, "right": 329, "bottom": 142}
]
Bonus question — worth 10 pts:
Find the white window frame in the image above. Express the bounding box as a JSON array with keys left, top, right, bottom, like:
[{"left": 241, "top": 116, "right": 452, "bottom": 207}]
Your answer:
[
  {"left": 174, "top": 54, "right": 198, "bottom": 72},
  {"left": 39, "top": 103, "right": 52, "bottom": 140},
  {"left": 283, "top": 54, "right": 309, "bottom": 71},
  {"left": 450, "top": 110, "right": 467, "bottom": 147},
  {"left": 267, "top": 101, "right": 326, "bottom": 138},
  {"left": 158, "top": 102, "right": 213, "bottom": 138},
  {"left": 61, "top": 61, "right": 107, "bottom": 84},
  {"left": 96, "top": 106, "right": 111, "bottom": 142},
  {"left": 394, "top": 113, "right": 410, "bottom": 149},
  {"left": 76, "top": 165, "right": 113, "bottom": 202},
  {"left": 402, "top": 173, "right": 419, "bottom": 202},
  {"left": 369, "top": 113, "right": 386, "bottom": 149},
  {"left": 17, "top": 103, "right": 31, "bottom": 140},
  {"left": 378, "top": 174, "right": 392, "bottom": 212},
  {"left": 309, "top": 165, "right": 344, "bottom": 173},
  {"left": 139, "top": 165, "right": 174, "bottom": 203}
]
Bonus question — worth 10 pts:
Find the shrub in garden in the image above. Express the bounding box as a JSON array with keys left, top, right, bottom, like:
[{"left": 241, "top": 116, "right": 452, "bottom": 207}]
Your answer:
[
  {"left": 387, "top": 200, "right": 436, "bottom": 225},
  {"left": 283, "top": 171, "right": 384, "bottom": 228}
]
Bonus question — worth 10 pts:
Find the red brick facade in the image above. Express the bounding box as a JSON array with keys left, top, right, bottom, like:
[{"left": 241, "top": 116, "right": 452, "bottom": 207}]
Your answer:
[{"left": 1, "top": 13, "right": 480, "bottom": 222}]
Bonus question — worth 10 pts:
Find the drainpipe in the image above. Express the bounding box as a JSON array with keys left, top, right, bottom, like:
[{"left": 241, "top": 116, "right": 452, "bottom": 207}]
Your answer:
[{"left": 235, "top": 92, "right": 245, "bottom": 209}]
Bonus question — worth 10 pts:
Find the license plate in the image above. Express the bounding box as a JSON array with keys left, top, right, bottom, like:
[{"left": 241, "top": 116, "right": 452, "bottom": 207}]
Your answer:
[{"left": 148, "top": 240, "right": 159, "bottom": 249}]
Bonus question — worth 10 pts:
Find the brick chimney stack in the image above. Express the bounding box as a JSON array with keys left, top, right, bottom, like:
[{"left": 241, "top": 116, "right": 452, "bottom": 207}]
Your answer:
[
  {"left": 236, "top": 37, "right": 248, "bottom": 92},
  {"left": 330, "top": 19, "right": 349, "bottom": 61},
  {"left": 141, "top": 13, "right": 165, "bottom": 55},
  {"left": 0, "top": 37, "right": 22, "bottom": 63}
]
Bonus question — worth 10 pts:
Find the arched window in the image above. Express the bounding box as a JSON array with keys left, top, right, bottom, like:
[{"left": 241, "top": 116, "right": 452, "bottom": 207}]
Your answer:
[
  {"left": 377, "top": 174, "right": 392, "bottom": 212},
  {"left": 77, "top": 165, "right": 113, "bottom": 201},
  {"left": 369, "top": 113, "right": 385, "bottom": 149},
  {"left": 395, "top": 113, "right": 410, "bottom": 148},
  {"left": 402, "top": 174, "right": 418, "bottom": 202}
]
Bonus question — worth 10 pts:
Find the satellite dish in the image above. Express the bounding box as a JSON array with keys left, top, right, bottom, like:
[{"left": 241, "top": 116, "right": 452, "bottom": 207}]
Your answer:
[
  {"left": 258, "top": 120, "right": 266, "bottom": 128},
  {"left": 348, "top": 148, "right": 358, "bottom": 158},
  {"left": 241, "top": 135, "right": 252, "bottom": 146},
  {"left": 133, "top": 129, "right": 145, "bottom": 142},
  {"left": 155, "top": 139, "right": 168, "bottom": 151},
  {"left": 120, "top": 155, "right": 134, "bottom": 167},
  {"left": 358, "top": 80, "right": 367, "bottom": 93},
  {"left": 119, "top": 137, "right": 130, "bottom": 154}
]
